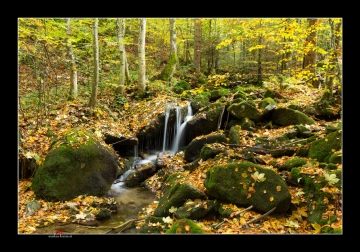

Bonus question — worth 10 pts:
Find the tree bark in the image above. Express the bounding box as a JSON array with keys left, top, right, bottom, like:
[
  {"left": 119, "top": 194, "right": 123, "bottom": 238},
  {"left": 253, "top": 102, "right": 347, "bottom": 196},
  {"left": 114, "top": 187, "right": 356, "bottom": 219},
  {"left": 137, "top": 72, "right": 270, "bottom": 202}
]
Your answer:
[
  {"left": 138, "top": 18, "right": 146, "bottom": 97},
  {"left": 65, "top": 18, "right": 78, "bottom": 99},
  {"left": 89, "top": 18, "right": 99, "bottom": 110},
  {"left": 160, "top": 18, "right": 177, "bottom": 82},
  {"left": 116, "top": 18, "right": 126, "bottom": 95},
  {"left": 194, "top": 18, "right": 202, "bottom": 73},
  {"left": 303, "top": 18, "right": 317, "bottom": 74}
]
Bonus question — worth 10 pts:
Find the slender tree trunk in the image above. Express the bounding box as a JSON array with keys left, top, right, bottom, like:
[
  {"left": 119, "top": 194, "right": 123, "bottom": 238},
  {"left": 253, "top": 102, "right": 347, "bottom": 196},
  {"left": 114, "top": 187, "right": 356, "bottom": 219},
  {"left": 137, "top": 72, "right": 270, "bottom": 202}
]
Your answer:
[
  {"left": 160, "top": 18, "right": 177, "bottom": 82},
  {"left": 303, "top": 18, "right": 317, "bottom": 74},
  {"left": 116, "top": 18, "right": 126, "bottom": 95},
  {"left": 89, "top": 18, "right": 99, "bottom": 110},
  {"left": 65, "top": 18, "right": 78, "bottom": 99},
  {"left": 138, "top": 18, "right": 146, "bottom": 97},
  {"left": 257, "top": 35, "right": 263, "bottom": 84},
  {"left": 194, "top": 18, "right": 201, "bottom": 73}
]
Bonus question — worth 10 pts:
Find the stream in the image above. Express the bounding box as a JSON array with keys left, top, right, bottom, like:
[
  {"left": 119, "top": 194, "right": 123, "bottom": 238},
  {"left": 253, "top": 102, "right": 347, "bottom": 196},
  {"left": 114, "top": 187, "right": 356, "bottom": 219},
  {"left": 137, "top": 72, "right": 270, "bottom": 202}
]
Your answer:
[{"left": 34, "top": 102, "right": 192, "bottom": 235}]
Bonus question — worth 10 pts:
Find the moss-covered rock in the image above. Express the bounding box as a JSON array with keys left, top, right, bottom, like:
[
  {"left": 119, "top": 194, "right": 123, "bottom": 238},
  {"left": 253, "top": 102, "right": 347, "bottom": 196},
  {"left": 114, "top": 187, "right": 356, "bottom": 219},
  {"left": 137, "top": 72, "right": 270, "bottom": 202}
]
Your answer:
[
  {"left": 165, "top": 218, "right": 206, "bottom": 234},
  {"left": 186, "top": 102, "right": 224, "bottom": 141},
  {"left": 308, "top": 130, "right": 341, "bottom": 162},
  {"left": 210, "top": 88, "right": 230, "bottom": 101},
  {"left": 229, "top": 125, "right": 242, "bottom": 145},
  {"left": 204, "top": 161, "right": 291, "bottom": 213},
  {"left": 184, "top": 132, "right": 228, "bottom": 162},
  {"left": 271, "top": 108, "right": 315, "bottom": 126},
  {"left": 32, "top": 128, "right": 118, "bottom": 201},
  {"left": 258, "top": 97, "right": 277, "bottom": 110},
  {"left": 199, "top": 143, "right": 227, "bottom": 161},
  {"left": 174, "top": 200, "right": 219, "bottom": 220},
  {"left": 153, "top": 173, "right": 206, "bottom": 217},
  {"left": 279, "top": 157, "right": 307, "bottom": 170},
  {"left": 228, "top": 101, "right": 262, "bottom": 122}
]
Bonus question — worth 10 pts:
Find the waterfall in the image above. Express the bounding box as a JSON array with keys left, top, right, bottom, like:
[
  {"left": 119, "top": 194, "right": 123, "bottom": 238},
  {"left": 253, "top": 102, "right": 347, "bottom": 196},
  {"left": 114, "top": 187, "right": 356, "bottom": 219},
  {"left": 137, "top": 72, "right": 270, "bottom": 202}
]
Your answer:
[
  {"left": 162, "top": 105, "right": 171, "bottom": 152},
  {"left": 170, "top": 102, "right": 193, "bottom": 154}
]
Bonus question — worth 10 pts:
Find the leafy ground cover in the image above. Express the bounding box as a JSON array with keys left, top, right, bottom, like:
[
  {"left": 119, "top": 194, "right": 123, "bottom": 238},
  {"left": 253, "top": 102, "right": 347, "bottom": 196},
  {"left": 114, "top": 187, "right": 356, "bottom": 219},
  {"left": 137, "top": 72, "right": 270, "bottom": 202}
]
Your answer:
[{"left": 18, "top": 64, "right": 342, "bottom": 234}]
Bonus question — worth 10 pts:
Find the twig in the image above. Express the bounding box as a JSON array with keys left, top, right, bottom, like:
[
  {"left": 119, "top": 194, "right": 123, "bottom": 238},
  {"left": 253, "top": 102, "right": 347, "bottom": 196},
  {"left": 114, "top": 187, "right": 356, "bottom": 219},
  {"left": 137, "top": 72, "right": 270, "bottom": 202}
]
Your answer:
[
  {"left": 102, "top": 218, "right": 144, "bottom": 234},
  {"left": 232, "top": 205, "right": 253, "bottom": 217},
  {"left": 244, "top": 207, "right": 276, "bottom": 226}
]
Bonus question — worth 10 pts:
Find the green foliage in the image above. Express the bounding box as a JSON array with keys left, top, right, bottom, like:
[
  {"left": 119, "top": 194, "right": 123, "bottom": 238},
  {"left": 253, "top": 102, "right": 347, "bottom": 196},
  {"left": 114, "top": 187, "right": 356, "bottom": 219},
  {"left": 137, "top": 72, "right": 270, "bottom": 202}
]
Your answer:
[{"left": 173, "top": 80, "right": 191, "bottom": 94}]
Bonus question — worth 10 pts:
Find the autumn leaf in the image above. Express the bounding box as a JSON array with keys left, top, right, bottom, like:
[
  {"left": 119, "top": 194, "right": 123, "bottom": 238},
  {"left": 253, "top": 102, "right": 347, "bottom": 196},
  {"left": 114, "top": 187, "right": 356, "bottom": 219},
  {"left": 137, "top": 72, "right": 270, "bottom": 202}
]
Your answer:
[
  {"left": 241, "top": 173, "right": 247, "bottom": 178},
  {"left": 311, "top": 223, "right": 322, "bottom": 234},
  {"left": 297, "top": 206, "right": 308, "bottom": 217},
  {"left": 324, "top": 173, "right": 340, "bottom": 185},
  {"left": 169, "top": 206, "right": 177, "bottom": 213},
  {"left": 251, "top": 171, "right": 266, "bottom": 182},
  {"left": 185, "top": 225, "right": 190, "bottom": 231},
  {"left": 284, "top": 219, "right": 300, "bottom": 228},
  {"left": 75, "top": 212, "right": 86, "bottom": 220},
  {"left": 162, "top": 216, "right": 173, "bottom": 224},
  {"left": 276, "top": 185, "right": 281, "bottom": 192}
]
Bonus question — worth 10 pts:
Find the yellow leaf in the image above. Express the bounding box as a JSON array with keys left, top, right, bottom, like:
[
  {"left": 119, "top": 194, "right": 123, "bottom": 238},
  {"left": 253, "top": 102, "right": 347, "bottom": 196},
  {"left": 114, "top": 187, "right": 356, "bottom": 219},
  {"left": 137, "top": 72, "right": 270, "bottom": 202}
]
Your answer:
[
  {"left": 311, "top": 223, "right": 322, "bottom": 234},
  {"left": 241, "top": 173, "right": 248, "bottom": 178},
  {"left": 276, "top": 185, "right": 281, "bottom": 192},
  {"left": 247, "top": 193, "right": 252, "bottom": 199},
  {"left": 185, "top": 225, "right": 190, "bottom": 231},
  {"left": 235, "top": 167, "right": 238, "bottom": 172},
  {"left": 325, "top": 138, "right": 328, "bottom": 142},
  {"left": 263, "top": 190, "right": 267, "bottom": 194},
  {"left": 269, "top": 196, "right": 274, "bottom": 202}
]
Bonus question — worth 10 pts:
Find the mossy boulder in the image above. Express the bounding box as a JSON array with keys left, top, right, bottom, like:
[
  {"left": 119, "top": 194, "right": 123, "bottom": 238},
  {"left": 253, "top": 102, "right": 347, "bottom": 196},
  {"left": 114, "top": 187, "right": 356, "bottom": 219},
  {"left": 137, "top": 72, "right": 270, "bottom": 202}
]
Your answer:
[
  {"left": 227, "top": 101, "right": 262, "bottom": 122},
  {"left": 184, "top": 132, "right": 228, "bottom": 162},
  {"left": 258, "top": 97, "right": 277, "bottom": 110},
  {"left": 186, "top": 102, "right": 225, "bottom": 141},
  {"left": 210, "top": 88, "right": 229, "bottom": 101},
  {"left": 278, "top": 157, "right": 307, "bottom": 170},
  {"left": 204, "top": 161, "right": 291, "bottom": 213},
  {"left": 271, "top": 108, "right": 315, "bottom": 126},
  {"left": 229, "top": 125, "right": 242, "bottom": 144},
  {"left": 165, "top": 218, "right": 206, "bottom": 234},
  {"left": 174, "top": 200, "right": 219, "bottom": 220},
  {"left": 308, "top": 130, "right": 341, "bottom": 162},
  {"left": 153, "top": 173, "right": 206, "bottom": 217},
  {"left": 32, "top": 128, "right": 118, "bottom": 201},
  {"left": 199, "top": 143, "right": 227, "bottom": 161}
]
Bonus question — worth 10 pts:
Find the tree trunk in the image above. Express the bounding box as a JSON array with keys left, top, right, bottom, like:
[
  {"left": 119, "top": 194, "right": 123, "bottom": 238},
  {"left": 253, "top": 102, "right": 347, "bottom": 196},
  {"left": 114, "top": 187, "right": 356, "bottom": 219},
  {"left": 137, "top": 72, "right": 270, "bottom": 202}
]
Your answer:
[
  {"left": 116, "top": 18, "right": 126, "bottom": 95},
  {"left": 194, "top": 18, "right": 201, "bottom": 73},
  {"left": 138, "top": 18, "right": 146, "bottom": 98},
  {"left": 160, "top": 18, "right": 177, "bottom": 82},
  {"left": 65, "top": 18, "right": 78, "bottom": 99},
  {"left": 303, "top": 18, "right": 317, "bottom": 74},
  {"left": 89, "top": 18, "right": 99, "bottom": 110}
]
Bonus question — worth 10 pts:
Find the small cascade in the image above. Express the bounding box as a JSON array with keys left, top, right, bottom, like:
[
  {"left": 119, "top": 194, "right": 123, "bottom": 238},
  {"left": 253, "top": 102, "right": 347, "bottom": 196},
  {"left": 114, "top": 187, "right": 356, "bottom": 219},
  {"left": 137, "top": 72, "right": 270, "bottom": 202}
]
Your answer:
[
  {"left": 162, "top": 105, "right": 171, "bottom": 152},
  {"left": 170, "top": 102, "right": 193, "bottom": 154}
]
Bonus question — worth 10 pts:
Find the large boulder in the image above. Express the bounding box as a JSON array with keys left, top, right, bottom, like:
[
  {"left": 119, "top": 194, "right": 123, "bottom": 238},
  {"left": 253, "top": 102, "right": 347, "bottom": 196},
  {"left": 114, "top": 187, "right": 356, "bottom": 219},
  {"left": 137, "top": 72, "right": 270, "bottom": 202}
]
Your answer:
[
  {"left": 308, "top": 130, "right": 342, "bottom": 162},
  {"left": 153, "top": 173, "right": 206, "bottom": 217},
  {"left": 32, "top": 128, "right": 119, "bottom": 201},
  {"left": 204, "top": 161, "right": 291, "bottom": 213},
  {"left": 271, "top": 108, "right": 315, "bottom": 126},
  {"left": 184, "top": 132, "right": 228, "bottom": 162},
  {"left": 227, "top": 101, "right": 262, "bottom": 122}
]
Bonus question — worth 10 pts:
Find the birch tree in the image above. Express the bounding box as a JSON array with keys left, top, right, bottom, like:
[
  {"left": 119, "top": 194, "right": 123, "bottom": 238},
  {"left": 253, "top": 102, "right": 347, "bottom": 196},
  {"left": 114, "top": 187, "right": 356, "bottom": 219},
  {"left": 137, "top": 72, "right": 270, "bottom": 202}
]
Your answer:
[
  {"left": 194, "top": 18, "right": 202, "bottom": 73},
  {"left": 116, "top": 18, "right": 126, "bottom": 95},
  {"left": 89, "top": 18, "right": 99, "bottom": 110},
  {"left": 303, "top": 18, "right": 317, "bottom": 74},
  {"left": 64, "top": 18, "right": 78, "bottom": 99},
  {"left": 138, "top": 18, "right": 146, "bottom": 98}
]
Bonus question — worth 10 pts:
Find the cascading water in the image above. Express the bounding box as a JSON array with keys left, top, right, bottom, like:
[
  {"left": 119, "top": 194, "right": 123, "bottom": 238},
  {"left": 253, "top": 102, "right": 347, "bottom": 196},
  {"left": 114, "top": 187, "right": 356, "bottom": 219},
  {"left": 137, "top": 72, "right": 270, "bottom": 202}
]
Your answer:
[
  {"left": 170, "top": 102, "right": 193, "bottom": 154},
  {"left": 162, "top": 105, "right": 171, "bottom": 152}
]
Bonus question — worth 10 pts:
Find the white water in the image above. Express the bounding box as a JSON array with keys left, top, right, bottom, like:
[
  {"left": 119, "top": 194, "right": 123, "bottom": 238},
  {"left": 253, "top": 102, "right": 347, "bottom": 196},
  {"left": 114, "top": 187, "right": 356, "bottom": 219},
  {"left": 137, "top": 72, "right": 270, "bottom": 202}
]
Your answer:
[
  {"left": 162, "top": 106, "right": 171, "bottom": 152},
  {"left": 170, "top": 102, "right": 193, "bottom": 154}
]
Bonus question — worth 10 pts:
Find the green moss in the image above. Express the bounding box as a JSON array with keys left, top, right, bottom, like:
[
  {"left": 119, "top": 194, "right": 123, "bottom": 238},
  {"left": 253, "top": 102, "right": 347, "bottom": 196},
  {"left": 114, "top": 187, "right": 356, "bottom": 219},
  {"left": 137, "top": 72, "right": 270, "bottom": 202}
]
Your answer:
[
  {"left": 165, "top": 218, "right": 206, "bottom": 234},
  {"left": 279, "top": 157, "right": 307, "bottom": 170},
  {"left": 229, "top": 125, "right": 241, "bottom": 145},
  {"left": 308, "top": 131, "right": 341, "bottom": 162}
]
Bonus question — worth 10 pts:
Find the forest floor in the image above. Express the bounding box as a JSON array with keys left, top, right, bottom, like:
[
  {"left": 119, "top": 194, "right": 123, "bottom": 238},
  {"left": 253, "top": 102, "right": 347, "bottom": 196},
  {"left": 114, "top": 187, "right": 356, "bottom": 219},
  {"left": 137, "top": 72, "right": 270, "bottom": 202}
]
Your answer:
[{"left": 18, "top": 66, "right": 342, "bottom": 234}]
